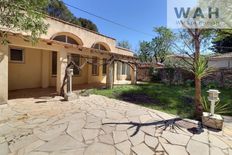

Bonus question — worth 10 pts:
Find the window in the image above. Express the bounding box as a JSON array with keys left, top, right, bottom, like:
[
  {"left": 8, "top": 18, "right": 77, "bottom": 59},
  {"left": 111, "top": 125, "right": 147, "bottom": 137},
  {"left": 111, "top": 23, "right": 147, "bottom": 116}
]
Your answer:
[
  {"left": 53, "top": 35, "right": 79, "bottom": 45},
  {"left": 70, "top": 54, "right": 80, "bottom": 75},
  {"left": 92, "top": 57, "right": 99, "bottom": 75},
  {"left": 52, "top": 51, "right": 57, "bottom": 75},
  {"left": 122, "top": 63, "right": 127, "bottom": 75},
  {"left": 53, "top": 35, "right": 66, "bottom": 42},
  {"left": 102, "top": 58, "right": 107, "bottom": 75},
  {"left": 93, "top": 43, "right": 108, "bottom": 51},
  {"left": 67, "top": 37, "right": 78, "bottom": 45},
  {"left": 10, "top": 48, "right": 24, "bottom": 63}
]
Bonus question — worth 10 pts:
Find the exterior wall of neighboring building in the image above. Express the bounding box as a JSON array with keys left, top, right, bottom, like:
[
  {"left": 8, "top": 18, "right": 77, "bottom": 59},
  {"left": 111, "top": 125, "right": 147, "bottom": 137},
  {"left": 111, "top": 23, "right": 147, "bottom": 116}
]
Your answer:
[{"left": 208, "top": 59, "right": 232, "bottom": 69}]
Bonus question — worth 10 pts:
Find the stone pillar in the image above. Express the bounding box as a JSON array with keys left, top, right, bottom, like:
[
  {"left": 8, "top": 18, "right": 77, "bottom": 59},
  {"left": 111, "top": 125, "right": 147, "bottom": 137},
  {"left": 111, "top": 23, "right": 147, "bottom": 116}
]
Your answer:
[
  {"left": 117, "top": 62, "right": 122, "bottom": 80},
  {"left": 56, "top": 50, "right": 67, "bottom": 94},
  {"left": 113, "top": 61, "right": 117, "bottom": 83},
  {"left": 41, "top": 50, "right": 49, "bottom": 88},
  {"left": 106, "top": 62, "right": 114, "bottom": 89},
  {"left": 130, "top": 64, "right": 137, "bottom": 84},
  {"left": 0, "top": 45, "right": 8, "bottom": 104}
]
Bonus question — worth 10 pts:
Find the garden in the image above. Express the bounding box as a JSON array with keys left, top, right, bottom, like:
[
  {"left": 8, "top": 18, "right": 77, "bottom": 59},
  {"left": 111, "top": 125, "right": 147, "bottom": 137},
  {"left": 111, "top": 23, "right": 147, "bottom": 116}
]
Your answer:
[{"left": 91, "top": 82, "right": 232, "bottom": 119}]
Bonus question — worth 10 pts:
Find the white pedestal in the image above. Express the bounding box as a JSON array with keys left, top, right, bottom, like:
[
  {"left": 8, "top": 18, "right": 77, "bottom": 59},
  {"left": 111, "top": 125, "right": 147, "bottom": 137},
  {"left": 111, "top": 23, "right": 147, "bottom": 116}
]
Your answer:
[
  {"left": 202, "top": 112, "right": 224, "bottom": 130},
  {"left": 64, "top": 92, "right": 78, "bottom": 101}
]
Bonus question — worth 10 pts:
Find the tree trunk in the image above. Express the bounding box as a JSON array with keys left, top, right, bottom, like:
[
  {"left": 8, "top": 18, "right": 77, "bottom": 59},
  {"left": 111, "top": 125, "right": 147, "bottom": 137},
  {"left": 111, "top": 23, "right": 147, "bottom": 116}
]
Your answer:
[
  {"left": 194, "top": 76, "right": 203, "bottom": 119},
  {"left": 194, "top": 29, "right": 203, "bottom": 119}
]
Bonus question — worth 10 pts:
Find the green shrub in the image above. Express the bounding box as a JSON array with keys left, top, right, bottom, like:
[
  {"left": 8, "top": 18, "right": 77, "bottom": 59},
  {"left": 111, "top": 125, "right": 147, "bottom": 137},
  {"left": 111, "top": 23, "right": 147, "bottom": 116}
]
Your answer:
[
  {"left": 185, "top": 79, "right": 194, "bottom": 87},
  {"left": 201, "top": 96, "right": 231, "bottom": 115},
  {"left": 151, "top": 69, "right": 162, "bottom": 82},
  {"left": 205, "top": 81, "right": 220, "bottom": 89}
]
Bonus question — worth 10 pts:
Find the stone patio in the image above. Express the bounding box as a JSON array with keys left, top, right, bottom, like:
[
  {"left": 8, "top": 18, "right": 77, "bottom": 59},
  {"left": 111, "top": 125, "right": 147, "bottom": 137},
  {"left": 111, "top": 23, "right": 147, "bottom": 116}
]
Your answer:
[{"left": 0, "top": 94, "right": 232, "bottom": 155}]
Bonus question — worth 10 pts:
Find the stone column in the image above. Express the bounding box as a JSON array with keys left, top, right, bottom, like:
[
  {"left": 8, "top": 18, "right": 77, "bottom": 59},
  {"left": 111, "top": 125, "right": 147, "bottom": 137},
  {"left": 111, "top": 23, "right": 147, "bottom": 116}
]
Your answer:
[
  {"left": 130, "top": 64, "right": 137, "bottom": 84},
  {"left": 56, "top": 50, "right": 67, "bottom": 94},
  {"left": 106, "top": 62, "right": 114, "bottom": 89},
  {"left": 41, "top": 50, "right": 49, "bottom": 88},
  {"left": 117, "top": 62, "right": 122, "bottom": 80},
  {"left": 113, "top": 61, "right": 117, "bottom": 83},
  {"left": 0, "top": 45, "right": 8, "bottom": 104}
]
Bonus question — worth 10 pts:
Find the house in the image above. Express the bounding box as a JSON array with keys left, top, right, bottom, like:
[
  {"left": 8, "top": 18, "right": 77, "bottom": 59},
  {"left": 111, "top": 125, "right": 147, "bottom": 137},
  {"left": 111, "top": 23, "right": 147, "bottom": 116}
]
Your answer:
[
  {"left": 0, "top": 16, "right": 137, "bottom": 104},
  {"left": 208, "top": 52, "right": 232, "bottom": 69},
  {"left": 137, "top": 62, "right": 164, "bottom": 81}
]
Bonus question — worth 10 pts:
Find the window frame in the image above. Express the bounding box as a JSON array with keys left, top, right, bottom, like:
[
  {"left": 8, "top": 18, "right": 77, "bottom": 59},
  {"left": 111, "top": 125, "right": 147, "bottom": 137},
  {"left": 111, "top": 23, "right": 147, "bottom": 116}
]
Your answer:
[
  {"left": 9, "top": 48, "right": 25, "bottom": 63},
  {"left": 92, "top": 43, "right": 108, "bottom": 51},
  {"left": 121, "top": 63, "right": 127, "bottom": 75},
  {"left": 92, "top": 57, "right": 99, "bottom": 76},
  {"left": 53, "top": 35, "right": 79, "bottom": 45}
]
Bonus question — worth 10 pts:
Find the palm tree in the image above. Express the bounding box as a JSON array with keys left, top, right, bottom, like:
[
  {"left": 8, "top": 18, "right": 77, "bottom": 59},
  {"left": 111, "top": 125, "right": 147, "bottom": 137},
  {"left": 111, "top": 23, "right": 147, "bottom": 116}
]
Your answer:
[
  {"left": 191, "top": 55, "right": 213, "bottom": 119},
  {"left": 177, "top": 27, "right": 213, "bottom": 120}
]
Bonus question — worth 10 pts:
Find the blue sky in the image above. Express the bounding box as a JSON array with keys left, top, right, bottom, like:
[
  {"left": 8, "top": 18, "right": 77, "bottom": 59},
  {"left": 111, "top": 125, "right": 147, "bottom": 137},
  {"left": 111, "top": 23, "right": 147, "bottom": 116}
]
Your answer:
[{"left": 63, "top": 0, "right": 167, "bottom": 51}]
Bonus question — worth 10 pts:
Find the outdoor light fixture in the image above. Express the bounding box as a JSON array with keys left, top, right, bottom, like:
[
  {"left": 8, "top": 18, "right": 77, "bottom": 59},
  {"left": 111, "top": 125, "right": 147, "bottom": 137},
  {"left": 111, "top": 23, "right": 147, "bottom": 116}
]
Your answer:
[
  {"left": 67, "top": 68, "right": 74, "bottom": 94},
  {"left": 207, "top": 89, "right": 220, "bottom": 115},
  {"left": 64, "top": 67, "right": 78, "bottom": 101}
]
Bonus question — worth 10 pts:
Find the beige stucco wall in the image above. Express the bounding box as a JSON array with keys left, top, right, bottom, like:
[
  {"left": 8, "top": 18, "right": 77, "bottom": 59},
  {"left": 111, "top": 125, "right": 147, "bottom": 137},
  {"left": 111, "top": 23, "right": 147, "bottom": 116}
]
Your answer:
[
  {"left": 116, "top": 47, "right": 134, "bottom": 57},
  {"left": 9, "top": 47, "right": 42, "bottom": 90},
  {"left": 42, "top": 18, "right": 115, "bottom": 50},
  {"left": 87, "top": 59, "right": 107, "bottom": 84},
  {"left": 41, "top": 17, "right": 134, "bottom": 56}
]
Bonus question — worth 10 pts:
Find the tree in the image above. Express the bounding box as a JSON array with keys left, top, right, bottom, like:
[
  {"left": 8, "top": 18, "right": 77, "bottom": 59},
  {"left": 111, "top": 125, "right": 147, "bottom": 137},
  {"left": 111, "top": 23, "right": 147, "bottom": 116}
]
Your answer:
[
  {"left": 151, "top": 27, "right": 175, "bottom": 63},
  {"left": 174, "top": 28, "right": 213, "bottom": 119},
  {"left": 0, "top": 0, "right": 49, "bottom": 43},
  {"left": 137, "top": 27, "right": 175, "bottom": 63},
  {"left": 45, "top": 0, "right": 98, "bottom": 32},
  {"left": 117, "top": 40, "right": 131, "bottom": 50},
  {"left": 46, "top": 0, "right": 76, "bottom": 23},
  {"left": 212, "top": 29, "right": 232, "bottom": 54},
  {"left": 138, "top": 41, "right": 152, "bottom": 62},
  {"left": 78, "top": 18, "right": 98, "bottom": 32}
]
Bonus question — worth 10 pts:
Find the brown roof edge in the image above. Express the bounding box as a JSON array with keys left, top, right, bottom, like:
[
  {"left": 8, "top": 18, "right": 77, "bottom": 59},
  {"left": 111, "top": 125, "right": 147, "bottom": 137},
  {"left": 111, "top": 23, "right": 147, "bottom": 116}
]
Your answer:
[
  {"left": 46, "top": 15, "right": 116, "bottom": 41},
  {"left": 116, "top": 46, "right": 134, "bottom": 53},
  {"left": 42, "top": 37, "right": 137, "bottom": 59}
]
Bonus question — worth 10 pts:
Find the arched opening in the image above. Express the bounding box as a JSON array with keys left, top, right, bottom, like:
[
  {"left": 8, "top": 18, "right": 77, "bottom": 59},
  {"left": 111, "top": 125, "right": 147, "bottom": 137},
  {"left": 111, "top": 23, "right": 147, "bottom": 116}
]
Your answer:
[
  {"left": 92, "top": 42, "right": 111, "bottom": 51},
  {"left": 51, "top": 32, "right": 83, "bottom": 46}
]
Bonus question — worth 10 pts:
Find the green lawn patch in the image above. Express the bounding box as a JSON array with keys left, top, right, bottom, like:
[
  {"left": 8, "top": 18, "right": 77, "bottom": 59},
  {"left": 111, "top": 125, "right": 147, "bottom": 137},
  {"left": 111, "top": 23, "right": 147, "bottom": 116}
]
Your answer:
[{"left": 90, "top": 83, "right": 232, "bottom": 119}]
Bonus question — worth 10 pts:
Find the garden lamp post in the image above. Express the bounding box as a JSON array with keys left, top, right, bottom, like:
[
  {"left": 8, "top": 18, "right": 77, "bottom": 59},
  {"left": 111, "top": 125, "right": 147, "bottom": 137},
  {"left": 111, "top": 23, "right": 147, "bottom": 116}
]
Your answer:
[
  {"left": 207, "top": 89, "right": 220, "bottom": 115},
  {"left": 67, "top": 68, "right": 74, "bottom": 95},
  {"left": 64, "top": 67, "right": 78, "bottom": 101}
]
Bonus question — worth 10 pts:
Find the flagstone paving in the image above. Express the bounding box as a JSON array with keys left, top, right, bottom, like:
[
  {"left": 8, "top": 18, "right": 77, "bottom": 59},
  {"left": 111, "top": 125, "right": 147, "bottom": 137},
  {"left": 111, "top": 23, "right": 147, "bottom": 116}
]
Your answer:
[{"left": 0, "top": 94, "right": 232, "bottom": 155}]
